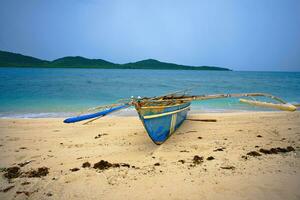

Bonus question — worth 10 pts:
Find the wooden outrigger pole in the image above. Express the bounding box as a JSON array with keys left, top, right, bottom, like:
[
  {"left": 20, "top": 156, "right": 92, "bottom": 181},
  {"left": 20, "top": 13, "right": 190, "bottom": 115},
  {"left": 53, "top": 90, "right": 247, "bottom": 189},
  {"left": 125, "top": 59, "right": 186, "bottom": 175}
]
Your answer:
[
  {"left": 157, "top": 92, "right": 286, "bottom": 102},
  {"left": 65, "top": 92, "right": 298, "bottom": 124},
  {"left": 151, "top": 93, "right": 297, "bottom": 112}
]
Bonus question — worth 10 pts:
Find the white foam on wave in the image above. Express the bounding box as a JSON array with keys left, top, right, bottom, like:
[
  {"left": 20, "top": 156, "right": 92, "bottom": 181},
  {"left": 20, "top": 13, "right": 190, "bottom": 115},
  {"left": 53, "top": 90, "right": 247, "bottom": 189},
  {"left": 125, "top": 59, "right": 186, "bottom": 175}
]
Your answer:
[
  {"left": 0, "top": 107, "right": 139, "bottom": 119},
  {"left": 0, "top": 112, "right": 74, "bottom": 119}
]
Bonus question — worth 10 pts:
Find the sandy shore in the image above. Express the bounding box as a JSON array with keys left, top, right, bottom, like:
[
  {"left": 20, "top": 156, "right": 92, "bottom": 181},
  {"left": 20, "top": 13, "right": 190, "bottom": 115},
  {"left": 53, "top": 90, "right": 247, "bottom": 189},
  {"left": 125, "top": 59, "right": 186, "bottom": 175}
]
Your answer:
[{"left": 0, "top": 112, "right": 299, "bottom": 200}]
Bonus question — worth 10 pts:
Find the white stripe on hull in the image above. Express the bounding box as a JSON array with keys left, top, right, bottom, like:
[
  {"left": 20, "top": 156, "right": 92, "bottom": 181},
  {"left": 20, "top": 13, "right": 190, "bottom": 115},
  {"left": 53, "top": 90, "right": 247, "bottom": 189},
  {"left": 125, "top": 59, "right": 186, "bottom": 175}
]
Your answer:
[{"left": 169, "top": 114, "right": 177, "bottom": 134}]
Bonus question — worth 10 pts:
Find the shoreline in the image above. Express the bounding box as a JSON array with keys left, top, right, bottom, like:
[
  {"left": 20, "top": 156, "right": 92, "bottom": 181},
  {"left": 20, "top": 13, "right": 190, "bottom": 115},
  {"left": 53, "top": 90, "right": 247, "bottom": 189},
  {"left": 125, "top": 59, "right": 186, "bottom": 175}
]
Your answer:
[
  {"left": 0, "top": 110, "right": 293, "bottom": 119},
  {"left": 0, "top": 111, "right": 299, "bottom": 199}
]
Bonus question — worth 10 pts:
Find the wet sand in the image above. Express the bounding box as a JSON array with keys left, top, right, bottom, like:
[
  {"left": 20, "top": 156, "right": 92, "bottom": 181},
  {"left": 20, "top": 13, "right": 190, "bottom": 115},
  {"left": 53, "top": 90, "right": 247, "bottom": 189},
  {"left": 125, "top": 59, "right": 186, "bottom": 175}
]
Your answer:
[{"left": 0, "top": 112, "right": 300, "bottom": 200}]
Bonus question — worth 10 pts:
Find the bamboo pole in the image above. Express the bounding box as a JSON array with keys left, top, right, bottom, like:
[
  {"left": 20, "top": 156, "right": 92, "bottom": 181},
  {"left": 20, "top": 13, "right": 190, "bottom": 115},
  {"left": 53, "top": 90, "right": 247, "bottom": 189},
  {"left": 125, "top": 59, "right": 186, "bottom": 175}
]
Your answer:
[
  {"left": 239, "top": 99, "right": 297, "bottom": 111},
  {"left": 159, "top": 93, "right": 287, "bottom": 104},
  {"left": 142, "top": 93, "right": 298, "bottom": 112}
]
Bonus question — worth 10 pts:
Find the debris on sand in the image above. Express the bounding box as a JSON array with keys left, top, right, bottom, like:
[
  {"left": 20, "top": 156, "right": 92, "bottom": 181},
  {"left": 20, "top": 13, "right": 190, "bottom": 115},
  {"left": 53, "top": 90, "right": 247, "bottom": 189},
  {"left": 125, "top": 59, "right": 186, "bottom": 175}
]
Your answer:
[
  {"left": 186, "top": 130, "right": 197, "bottom": 133},
  {"left": 3, "top": 166, "right": 49, "bottom": 179},
  {"left": 82, "top": 162, "right": 91, "bottom": 168},
  {"left": 257, "top": 135, "right": 262, "bottom": 138},
  {"left": 245, "top": 146, "right": 295, "bottom": 158},
  {"left": 0, "top": 185, "right": 15, "bottom": 192},
  {"left": 192, "top": 155, "right": 203, "bottom": 165},
  {"left": 287, "top": 146, "right": 295, "bottom": 151},
  {"left": 18, "top": 160, "right": 33, "bottom": 167},
  {"left": 70, "top": 168, "right": 80, "bottom": 172},
  {"left": 4, "top": 166, "right": 21, "bottom": 179},
  {"left": 46, "top": 192, "right": 53, "bottom": 196},
  {"left": 206, "top": 156, "right": 215, "bottom": 161},
  {"left": 94, "top": 133, "right": 108, "bottom": 139},
  {"left": 154, "top": 163, "right": 160, "bottom": 166},
  {"left": 259, "top": 146, "right": 295, "bottom": 154},
  {"left": 247, "top": 151, "right": 262, "bottom": 157},
  {"left": 24, "top": 167, "right": 49, "bottom": 178},
  {"left": 93, "top": 160, "right": 130, "bottom": 171},
  {"left": 259, "top": 148, "right": 275, "bottom": 154},
  {"left": 93, "top": 160, "right": 114, "bottom": 170},
  {"left": 21, "top": 182, "right": 30, "bottom": 186},
  {"left": 241, "top": 155, "right": 248, "bottom": 160},
  {"left": 178, "top": 160, "right": 185, "bottom": 164},
  {"left": 94, "top": 134, "right": 101, "bottom": 139},
  {"left": 16, "top": 191, "right": 31, "bottom": 197},
  {"left": 180, "top": 150, "right": 189, "bottom": 153},
  {"left": 120, "top": 163, "right": 130, "bottom": 168},
  {"left": 221, "top": 166, "right": 235, "bottom": 170},
  {"left": 214, "top": 147, "right": 225, "bottom": 152}
]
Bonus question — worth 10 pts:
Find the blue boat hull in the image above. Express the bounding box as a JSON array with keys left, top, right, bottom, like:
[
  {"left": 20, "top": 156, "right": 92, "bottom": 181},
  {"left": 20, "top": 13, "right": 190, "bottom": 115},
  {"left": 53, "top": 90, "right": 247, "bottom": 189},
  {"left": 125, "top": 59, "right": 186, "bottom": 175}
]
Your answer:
[{"left": 136, "top": 102, "right": 191, "bottom": 144}]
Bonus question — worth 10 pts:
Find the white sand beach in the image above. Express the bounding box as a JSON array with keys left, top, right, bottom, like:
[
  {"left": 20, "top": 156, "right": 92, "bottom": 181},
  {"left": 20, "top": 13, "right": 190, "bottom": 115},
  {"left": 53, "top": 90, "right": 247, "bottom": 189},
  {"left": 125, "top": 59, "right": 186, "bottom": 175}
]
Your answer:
[{"left": 0, "top": 111, "right": 299, "bottom": 200}]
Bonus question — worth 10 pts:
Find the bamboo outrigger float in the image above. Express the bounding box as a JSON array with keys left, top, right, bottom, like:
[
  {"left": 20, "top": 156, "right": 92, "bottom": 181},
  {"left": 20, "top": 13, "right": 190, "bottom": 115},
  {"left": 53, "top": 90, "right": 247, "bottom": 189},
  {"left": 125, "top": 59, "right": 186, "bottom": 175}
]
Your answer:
[{"left": 64, "top": 91, "right": 298, "bottom": 144}]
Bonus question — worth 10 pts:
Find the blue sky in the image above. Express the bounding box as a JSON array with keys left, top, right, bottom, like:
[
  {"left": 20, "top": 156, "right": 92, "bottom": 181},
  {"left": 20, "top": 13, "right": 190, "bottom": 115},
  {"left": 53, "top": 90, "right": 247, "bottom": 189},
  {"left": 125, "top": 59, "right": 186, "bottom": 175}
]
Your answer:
[{"left": 0, "top": 0, "right": 299, "bottom": 71}]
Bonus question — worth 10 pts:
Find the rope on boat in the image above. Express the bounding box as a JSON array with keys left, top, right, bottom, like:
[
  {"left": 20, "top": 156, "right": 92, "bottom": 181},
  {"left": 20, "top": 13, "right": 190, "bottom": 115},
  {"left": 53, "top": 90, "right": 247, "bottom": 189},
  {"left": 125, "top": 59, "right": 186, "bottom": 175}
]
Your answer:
[{"left": 153, "top": 87, "right": 193, "bottom": 99}]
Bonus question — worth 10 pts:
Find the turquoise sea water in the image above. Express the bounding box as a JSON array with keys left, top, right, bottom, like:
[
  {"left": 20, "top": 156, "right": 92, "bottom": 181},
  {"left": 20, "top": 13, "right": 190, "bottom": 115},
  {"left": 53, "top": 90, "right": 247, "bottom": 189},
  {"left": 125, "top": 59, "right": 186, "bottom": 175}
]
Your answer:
[{"left": 0, "top": 68, "right": 299, "bottom": 118}]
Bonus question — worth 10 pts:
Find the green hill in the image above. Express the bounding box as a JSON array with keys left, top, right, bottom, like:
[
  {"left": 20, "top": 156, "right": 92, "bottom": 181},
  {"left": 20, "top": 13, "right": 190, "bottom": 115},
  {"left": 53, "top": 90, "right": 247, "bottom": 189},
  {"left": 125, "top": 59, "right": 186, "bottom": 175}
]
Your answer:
[
  {"left": 0, "top": 50, "right": 49, "bottom": 67},
  {"left": 0, "top": 50, "right": 231, "bottom": 71},
  {"left": 49, "top": 56, "right": 116, "bottom": 68},
  {"left": 123, "top": 59, "right": 229, "bottom": 70}
]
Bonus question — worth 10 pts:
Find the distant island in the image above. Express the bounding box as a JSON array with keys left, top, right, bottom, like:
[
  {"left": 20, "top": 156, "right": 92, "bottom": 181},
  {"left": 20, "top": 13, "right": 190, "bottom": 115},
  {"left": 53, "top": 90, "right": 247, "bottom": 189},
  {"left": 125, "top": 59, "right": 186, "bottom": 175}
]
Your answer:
[{"left": 0, "top": 50, "right": 231, "bottom": 71}]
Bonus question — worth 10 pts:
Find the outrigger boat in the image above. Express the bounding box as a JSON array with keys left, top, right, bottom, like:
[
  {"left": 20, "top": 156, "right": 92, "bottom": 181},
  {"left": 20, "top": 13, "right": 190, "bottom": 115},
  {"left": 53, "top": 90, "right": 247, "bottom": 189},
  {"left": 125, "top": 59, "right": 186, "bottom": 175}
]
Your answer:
[{"left": 64, "top": 91, "right": 298, "bottom": 144}]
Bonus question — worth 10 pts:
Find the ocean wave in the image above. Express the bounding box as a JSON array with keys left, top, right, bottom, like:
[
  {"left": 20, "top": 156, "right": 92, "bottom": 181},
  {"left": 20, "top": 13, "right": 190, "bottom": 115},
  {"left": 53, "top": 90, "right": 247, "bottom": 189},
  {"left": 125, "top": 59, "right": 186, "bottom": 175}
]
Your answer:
[
  {"left": 0, "top": 107, "right": 139, "bottom": 119},
  {"left": 0, "top": 112, "right": 74, "bottom": 119}
]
